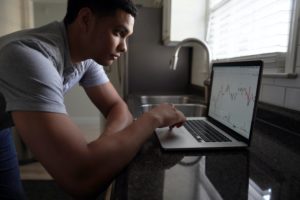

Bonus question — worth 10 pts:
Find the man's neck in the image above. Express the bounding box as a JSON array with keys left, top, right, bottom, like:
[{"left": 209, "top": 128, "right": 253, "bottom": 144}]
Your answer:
[{"left": 65, "top": 23, "right": 87, "bottom": 64}]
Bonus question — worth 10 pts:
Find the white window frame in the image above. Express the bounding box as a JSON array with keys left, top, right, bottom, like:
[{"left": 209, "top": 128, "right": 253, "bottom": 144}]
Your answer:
[
  {"left": 207, "top": 0, "right": 299, "bottom": 78},
  {"left": 283, "top": 0, "right": 299, "bottom": 78}
]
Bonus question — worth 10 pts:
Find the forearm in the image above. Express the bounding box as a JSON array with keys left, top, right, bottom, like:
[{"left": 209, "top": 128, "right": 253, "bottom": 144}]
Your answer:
[
  {"left": 12, "top": 104, "right": 184, "bottom": 199},
  {"left": 103, "top": 101, "right": 134, "bottom": 135},
  {"left": 90, "top": 111, "right": 159, "bottom": 169},
  {"left": 13, "top": 111, "right": 146, "bottom": 200},
  {"left": 84, "top": 83, "right": 133, "bottom": 135},
  {"left": 82, "top": 112, "right": 159, "bottom": 197}
]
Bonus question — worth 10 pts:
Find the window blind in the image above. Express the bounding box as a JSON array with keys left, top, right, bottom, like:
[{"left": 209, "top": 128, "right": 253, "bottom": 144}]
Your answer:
[{"left": 207, "top": 0, "right": 293, "bottom": 60}]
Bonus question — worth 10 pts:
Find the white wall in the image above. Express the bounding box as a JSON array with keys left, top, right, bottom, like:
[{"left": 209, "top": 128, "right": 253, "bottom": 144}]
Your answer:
[
  {"left": 32, "top": 1, "right": 66, "bottom": 26},
  {"left": 0, "top": 0, "right": 23, "bottom": 36}
]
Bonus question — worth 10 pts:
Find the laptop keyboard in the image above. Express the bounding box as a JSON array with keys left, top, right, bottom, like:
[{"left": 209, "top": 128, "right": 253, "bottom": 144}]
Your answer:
[{"left": 183, "top": 120, "right": 232, "bottom": 142}]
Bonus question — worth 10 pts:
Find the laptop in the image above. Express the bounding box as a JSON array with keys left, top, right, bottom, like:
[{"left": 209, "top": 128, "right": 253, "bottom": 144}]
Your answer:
[{"left": 155, "top": 60, "right": 263, "bottom": 150}]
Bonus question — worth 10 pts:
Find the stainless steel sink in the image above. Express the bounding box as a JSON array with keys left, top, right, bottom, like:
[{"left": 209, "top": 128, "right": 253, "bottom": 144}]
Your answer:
[
  {"left": 134, "top": 95, "right": 207, "bottom": 117},
  {"left": 140, "top": 103, "right": 207, "bottom": 117},
  {"left": 138, "top": 95, "right": 203, "bottom": 105}
]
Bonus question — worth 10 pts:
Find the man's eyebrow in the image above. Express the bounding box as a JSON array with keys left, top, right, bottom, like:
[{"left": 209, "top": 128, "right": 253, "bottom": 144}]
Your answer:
[{"left": 115, "top": 25, "right": 130, "bottom": 35}]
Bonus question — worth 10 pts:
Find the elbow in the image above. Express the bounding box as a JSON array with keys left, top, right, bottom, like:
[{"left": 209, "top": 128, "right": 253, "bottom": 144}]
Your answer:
[
  {"left": 57, "top": 172, "right": 111, "bottom": 200},
  {"left": 52, "top": 159, "right": 112, "bottom": 199},
  {"left": 67, "top": 181, "right": 109, "bottom": 200},
  {"left": 54, "top": 137, "right": 128, "bottom": 198}
]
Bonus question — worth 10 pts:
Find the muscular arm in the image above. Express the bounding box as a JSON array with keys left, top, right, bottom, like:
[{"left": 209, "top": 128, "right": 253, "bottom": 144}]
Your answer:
[
  {"left": 6, "top": 45, "right": 183, "bottom": 198},
  {"left": 12, "top": 103, "right": 185, "bottom": 199},
  {"left": 84, "top": 82, "right": 133, "bottom": 135}
]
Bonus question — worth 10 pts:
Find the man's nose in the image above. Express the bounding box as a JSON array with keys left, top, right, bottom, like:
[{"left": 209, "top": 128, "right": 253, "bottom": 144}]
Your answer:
[{"left": 119, "top": 40, "right": 127, "bottom": 53}]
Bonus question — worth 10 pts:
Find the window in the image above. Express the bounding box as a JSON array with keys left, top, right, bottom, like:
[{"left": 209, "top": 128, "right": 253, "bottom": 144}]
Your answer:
[
  {"left": 163, "top": 0, "right": 299, "bottom": 77},
  {"left": 207, "top": 0, "right": 292, "bottom": 60}
]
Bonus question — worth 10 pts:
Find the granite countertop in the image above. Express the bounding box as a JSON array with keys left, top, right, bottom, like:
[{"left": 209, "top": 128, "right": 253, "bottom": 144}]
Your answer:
[{"left": 111, "top": 95, "right": 300, "bottom": 200}]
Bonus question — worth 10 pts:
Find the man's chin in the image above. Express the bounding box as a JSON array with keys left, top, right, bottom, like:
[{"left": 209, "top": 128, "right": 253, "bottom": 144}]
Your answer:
[{"left": 94, "top": 59, "right": 114, "bottom": 66}]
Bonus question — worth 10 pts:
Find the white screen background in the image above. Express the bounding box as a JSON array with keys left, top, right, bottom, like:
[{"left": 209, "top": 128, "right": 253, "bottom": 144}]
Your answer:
[{"left": 208, "top": 66, "right": 260, "bottom": 138}]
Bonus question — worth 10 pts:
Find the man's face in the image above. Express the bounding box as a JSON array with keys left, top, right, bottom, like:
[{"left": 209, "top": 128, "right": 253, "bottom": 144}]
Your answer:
[{"left": 87, "top": 9, "right": 135, "bottom": 66}]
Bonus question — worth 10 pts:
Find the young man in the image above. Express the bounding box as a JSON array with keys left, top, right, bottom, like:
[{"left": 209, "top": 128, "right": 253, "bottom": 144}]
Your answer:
[{"left": 0, "top": 0, "right": 185, "bottom": 199}]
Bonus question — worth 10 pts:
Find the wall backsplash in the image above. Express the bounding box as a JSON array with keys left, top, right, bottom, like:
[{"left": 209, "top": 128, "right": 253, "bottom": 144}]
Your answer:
[{"left": 259, "top": 66, "right": 300, "bottom": 111}]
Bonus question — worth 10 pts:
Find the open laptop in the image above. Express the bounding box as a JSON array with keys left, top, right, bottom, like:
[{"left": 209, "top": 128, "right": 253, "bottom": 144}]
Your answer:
[{"left": 155, "top": 60, "right": 263, "bottom": 150}]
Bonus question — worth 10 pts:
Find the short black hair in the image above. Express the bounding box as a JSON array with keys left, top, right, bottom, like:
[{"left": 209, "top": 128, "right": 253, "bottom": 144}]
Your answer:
[{"left": 64, "top": 0, "right": 137, "bottom": 25}]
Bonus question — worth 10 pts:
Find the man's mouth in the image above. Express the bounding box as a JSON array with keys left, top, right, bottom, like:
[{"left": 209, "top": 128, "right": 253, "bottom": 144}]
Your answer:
[{"left": 111, "top": 54, "right": 120, "bottom": 60}]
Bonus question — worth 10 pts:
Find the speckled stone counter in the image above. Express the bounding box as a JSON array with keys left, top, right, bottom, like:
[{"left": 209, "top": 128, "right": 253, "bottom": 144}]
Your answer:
[{"left": 111, "top": 95, "right": 300, "bottom": 200}]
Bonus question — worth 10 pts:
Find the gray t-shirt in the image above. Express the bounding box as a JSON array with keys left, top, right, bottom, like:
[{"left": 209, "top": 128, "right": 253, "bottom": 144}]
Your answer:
[{"left": 0, "top": 21, "right": 109, "bottom": 127}]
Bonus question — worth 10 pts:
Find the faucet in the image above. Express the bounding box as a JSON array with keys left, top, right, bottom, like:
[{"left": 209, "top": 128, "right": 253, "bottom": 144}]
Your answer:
[
  {"left": 169, "top": 38, "right": 211, "bottom": 70},
  {"left": 169, "top": 38, "right": 211, "bottom": 104}
]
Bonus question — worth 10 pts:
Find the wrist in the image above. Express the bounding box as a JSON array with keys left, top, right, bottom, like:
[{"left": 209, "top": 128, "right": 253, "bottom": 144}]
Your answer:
[{"left": 143, "top": 111, "right": 162, "bottom": 128}]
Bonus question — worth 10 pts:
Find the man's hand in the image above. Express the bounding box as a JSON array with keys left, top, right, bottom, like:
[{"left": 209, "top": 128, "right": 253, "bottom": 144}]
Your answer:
[{"left": 147, "top": 103, "right": 186, "bottom": 128}]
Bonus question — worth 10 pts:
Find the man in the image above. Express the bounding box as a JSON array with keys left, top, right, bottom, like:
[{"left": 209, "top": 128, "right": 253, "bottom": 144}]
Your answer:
[{"left": 0, "top": 0, "right": 185, "bottom": 199}]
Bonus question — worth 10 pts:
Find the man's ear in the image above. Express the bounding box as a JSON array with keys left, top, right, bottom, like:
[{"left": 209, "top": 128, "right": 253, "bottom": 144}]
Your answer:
[{"left": 76, "top": 7, "right": 95, "bottom": 33}]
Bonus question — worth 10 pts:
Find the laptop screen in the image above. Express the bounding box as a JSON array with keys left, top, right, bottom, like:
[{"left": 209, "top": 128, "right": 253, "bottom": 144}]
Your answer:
[{"left": 208, "top": 62, "right": 262, "bottom": 139}]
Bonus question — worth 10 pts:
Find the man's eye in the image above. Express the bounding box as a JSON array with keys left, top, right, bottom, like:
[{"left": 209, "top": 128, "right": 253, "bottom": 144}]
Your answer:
[
  {"left": 114, "top": 29, "right": 127, "bottom": 38},
  {"left": 113, "top": 31, "right": 120, "bottom": 36},
  {"left": 119, "top": 32, "right": 126, "bottom": 38}
]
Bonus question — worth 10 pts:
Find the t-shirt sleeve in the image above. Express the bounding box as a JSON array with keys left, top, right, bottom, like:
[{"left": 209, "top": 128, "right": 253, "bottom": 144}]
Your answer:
[
  {"left": 79, "top": 59, "right": 109, "bottom": 88},
  {"left": 0, "top": 41, "right": 67, "bottom": 114}
]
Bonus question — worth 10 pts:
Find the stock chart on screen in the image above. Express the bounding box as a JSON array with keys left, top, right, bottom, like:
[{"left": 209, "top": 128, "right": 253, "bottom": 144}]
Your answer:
[{"left": 208, "top": 66, "right": 260, "bottom": 138}]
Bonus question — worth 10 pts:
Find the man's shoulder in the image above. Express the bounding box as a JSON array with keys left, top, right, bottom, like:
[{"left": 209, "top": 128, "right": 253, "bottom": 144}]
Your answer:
[
  {"left": 0, "top": 21, "right": 65, "bottom": 53},
  {"left": 0, "top": 22, "right": 67, "bottom": 67}
]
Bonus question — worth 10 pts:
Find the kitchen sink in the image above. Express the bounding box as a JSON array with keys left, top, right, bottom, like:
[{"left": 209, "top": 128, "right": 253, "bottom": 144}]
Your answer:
[
  {"left": 140, "top": 103, "right": 207, "bottom": 117},
  {"left": 138, "top": 95, "right": 203, "bottom": 105},
  {"left": 133, "top": 95, "right": 207, "bottom": 117}
]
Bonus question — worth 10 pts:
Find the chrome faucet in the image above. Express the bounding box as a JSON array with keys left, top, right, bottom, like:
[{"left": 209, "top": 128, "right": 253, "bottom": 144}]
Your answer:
[
  {"left": 169, "top": 38, "right": 211, "bottom": 71},
  {"left": 169, "top": 38, "right": 211, "bottom": 104}
]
